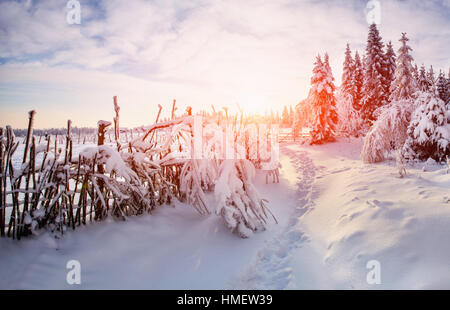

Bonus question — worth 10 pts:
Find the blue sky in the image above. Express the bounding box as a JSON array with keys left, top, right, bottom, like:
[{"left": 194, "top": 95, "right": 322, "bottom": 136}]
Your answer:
[{"left": 0, "top": 0, "right": 449, "bottom": 128}]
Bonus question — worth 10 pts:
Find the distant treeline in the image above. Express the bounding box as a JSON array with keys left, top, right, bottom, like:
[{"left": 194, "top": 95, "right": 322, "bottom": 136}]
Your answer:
[{"left": 13, "top": 127, "right": 98, "bottom": 137}]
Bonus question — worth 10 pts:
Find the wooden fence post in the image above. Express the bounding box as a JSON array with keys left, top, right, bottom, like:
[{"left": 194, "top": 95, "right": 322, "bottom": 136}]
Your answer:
[
  {"left": 96, "top": 120, "right": 111, "bottom": 220},
  {"left": 0, "top": 127, "right": 4, "bottom": 237},
  {"left": 113, "top": 96, "right": 121, "bottom": 151},
  {"left": 23, "top": 110, "right": 36, "bottom": 165}
]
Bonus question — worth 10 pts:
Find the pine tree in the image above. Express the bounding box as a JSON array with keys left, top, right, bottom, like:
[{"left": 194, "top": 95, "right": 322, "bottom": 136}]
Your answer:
[
  {"left": 389, "top": 33, "right": 417, "bottom": 101},
  {"left": 412, "top": 64, "right": 419, "bottom": 84},
  {"left": 308, "top": 54, "right": 337, "bottom": 144},
  {"left": 324, "top": 53, "right": 339, "bottom": 125},
  {"left": 427, "top": 65, "right": 436, "bottom": 89},
  {"left": 384, "top": 41, "right": 397, "bottom": 100},
  {"left": 403, "top": 92, "right": 450, "bottom": 161},
  {"left": 418, "top": 64, "right": 431, "bottom": 92},
  {"left": 338, "top": 44, "right": 362, "bottom": 136},
  {"left": 436, "top": 70, "right": 449, "bottom": 103},
  {"left": 352, "top": 51, "right": 364, "bottom": 111},
  {"left": 324, "top": 52, "right": 332, "bottom": 74},
  {"left": 362, "top": 33, "right": 418, "bottom": 163},
  {"left": 447, "top": 68, "right": 450, "bottom": 104},
  {"left": 361, "top": 23, "right": 387, "bottom": 122},
  {"left": 448, "top": 68, "right": 450, "bottom": 98},
  {"left": 448, "top": 68, "right": 450, "bottom": 86},
  {"left": 342, "top": 43, "right": 355, "bottom": 97}
]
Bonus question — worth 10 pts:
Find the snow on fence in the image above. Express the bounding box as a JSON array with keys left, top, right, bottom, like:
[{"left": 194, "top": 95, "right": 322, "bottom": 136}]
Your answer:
[{"left": 0, "top": 100, "right": 279, "bottom": 240}]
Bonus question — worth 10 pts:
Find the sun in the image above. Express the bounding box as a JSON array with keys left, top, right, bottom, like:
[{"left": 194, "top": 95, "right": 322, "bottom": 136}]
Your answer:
[{"left": 235, "top": 91, "right": 274, "bottom": 116}]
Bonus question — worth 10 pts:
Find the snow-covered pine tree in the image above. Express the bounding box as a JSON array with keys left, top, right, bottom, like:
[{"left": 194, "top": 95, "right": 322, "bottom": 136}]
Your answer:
[
  {"left": 324, "top": 53, "right": 332, "bottom": 74},
  {"left": 448, "top": 68, "right": 450, "bottom": 90},
  {"left": 352, "top": 51, "right": 364, "bottom": 111},
  {"left": 402, "top": 91, "right": 450, "bottom": 162},
  {"left": 362, "top": 33, "right": 418, "bottom": 163},
  {"left": 418, "top": 64, "right": 431, "bottom": 92},
  {"left": 384, "top": 41, "right": 397, "bottom": 100},
  {"left": 361, "top": 23, "right": 386, "bottom": 122},
  {"left": 324, "top": 52, "right": 339, "bottom": 125},
  {"left": 389, "top": 33, "right": 417, "bottom": 101},
  {"left": 436, "top": 70, "right": 449, "bottom": 103},
  {"left": 427, "top": 65, "right": 436, "bottom": 89},
  {"left": 412, "top": 64, "right": 419, "bottom": 84},
  {"left": 337, "top": 44, "right": 361, "bottom": 136},
  {"left": 447, "top": 69, "right": 450, "bottom": 114},
  {"left": 342, "top": 43, "right": 355, "bottom": 97},
  {"left": 307, "top": 54, "right": 337, "bottom": 144}
]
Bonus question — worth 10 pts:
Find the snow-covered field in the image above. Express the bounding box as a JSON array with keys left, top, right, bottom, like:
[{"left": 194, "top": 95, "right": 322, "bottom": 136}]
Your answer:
[
  {"left": 1, "top": 138, "right": 449, "bottom": 289},
  {"left": 285, "top": 139, "right": 450, "bottom": 289}
]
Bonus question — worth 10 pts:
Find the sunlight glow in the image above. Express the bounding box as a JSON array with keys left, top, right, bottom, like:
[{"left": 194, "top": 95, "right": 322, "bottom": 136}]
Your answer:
[{"left": 235, "top": 91, "right": 274, "bottom": 116}]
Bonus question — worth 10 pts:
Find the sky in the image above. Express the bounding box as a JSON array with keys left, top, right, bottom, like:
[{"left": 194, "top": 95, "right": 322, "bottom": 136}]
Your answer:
[{"left": 0, "top": 0, "right": 449, "bottom": 129}]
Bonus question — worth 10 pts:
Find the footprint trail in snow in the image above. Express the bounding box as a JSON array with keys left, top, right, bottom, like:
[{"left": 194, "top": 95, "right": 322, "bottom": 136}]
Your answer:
[{"left": 234, "top": 145, "right": 316, "bottom": 289}]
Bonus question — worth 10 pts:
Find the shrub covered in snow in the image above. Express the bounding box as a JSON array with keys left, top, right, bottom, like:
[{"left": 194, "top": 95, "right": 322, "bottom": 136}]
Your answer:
[
  {"left": 402, "top": 92, "right": 450, "bottom": 162},
  {"left": 361, "top": 100, "right": 413, "bottom": 163},
  {"left": 131, "top": 115, "right": 279, "bottom": 237},
  {"left": 215, "top": 160, "right": 276, "bottom": 238}
]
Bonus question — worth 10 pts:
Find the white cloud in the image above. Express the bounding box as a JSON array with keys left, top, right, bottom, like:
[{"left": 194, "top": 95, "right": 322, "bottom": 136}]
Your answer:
[{"left": 0, "top": 0, "right": 449, "bottom": 128}]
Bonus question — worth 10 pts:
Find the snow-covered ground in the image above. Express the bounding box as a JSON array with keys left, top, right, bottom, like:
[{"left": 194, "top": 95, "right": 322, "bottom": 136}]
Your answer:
[
  {"left": 284, "top": 139, "right": 450, "bottom": 289},
  {"left": 1, "top": 138, "right": 449, "bottom": 289}
]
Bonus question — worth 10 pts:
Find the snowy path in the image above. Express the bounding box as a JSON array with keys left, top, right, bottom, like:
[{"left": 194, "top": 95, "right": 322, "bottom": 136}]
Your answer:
[{"left": 235, "top": 145, "right": 317, "bottom": 289}]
